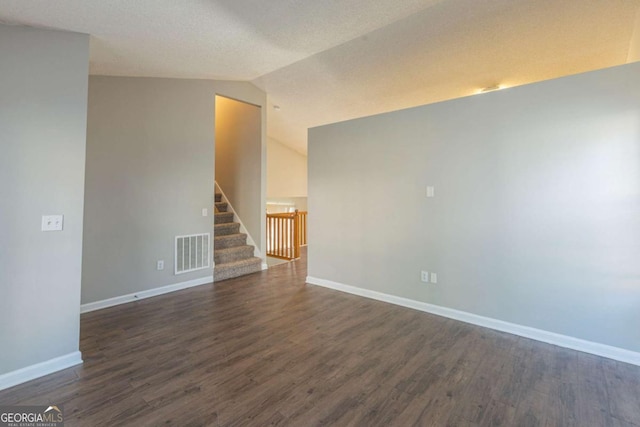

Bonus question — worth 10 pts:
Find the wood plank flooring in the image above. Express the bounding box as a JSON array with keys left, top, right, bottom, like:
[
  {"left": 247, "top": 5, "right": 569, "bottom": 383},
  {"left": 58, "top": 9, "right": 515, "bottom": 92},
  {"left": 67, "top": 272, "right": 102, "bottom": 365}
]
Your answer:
[{"left": 1, "top": 248, "right": 639, "bottom": 426}]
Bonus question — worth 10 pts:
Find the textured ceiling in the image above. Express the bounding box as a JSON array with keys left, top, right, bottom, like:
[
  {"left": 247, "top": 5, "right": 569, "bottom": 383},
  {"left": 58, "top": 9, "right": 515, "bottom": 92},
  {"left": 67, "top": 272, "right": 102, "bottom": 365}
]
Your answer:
[
  {"left": 2, "top": 0, "right": 639, "bottom": 154},
  {"left": 0, "top": 0, "right": 443, "bottom": 79}
]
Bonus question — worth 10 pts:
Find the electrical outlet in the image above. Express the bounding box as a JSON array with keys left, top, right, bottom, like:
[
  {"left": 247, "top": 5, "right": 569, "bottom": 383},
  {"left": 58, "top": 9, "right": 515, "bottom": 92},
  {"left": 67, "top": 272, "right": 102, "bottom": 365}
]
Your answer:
[
  {"left": 41, "top": 215, "right": 63, "bottom": 231},
  {"left": 157, "top": 260, "right": 164, "bottom": 271},
  {"left": 430, "top": 273, "right": 438, "bottom": 283},
  {"left": 426, "top": 186, "right": 435, "bottom": 198},
  {"left": 421, "top": 271, "right": 429, "bottom": 282}
]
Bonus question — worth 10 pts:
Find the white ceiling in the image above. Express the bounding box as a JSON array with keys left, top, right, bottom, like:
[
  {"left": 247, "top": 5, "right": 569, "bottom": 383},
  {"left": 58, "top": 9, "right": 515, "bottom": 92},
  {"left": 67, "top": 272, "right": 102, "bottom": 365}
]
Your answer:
[{"left": 2, "top": 0, "right": 639, "bottom": 155}]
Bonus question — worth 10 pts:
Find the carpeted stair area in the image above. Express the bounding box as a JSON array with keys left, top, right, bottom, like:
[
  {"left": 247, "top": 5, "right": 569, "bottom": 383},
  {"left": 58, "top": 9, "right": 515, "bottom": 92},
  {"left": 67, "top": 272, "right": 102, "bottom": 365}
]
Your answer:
[{"left": 214, "top": 193, "right": 262, "bottom": 281}]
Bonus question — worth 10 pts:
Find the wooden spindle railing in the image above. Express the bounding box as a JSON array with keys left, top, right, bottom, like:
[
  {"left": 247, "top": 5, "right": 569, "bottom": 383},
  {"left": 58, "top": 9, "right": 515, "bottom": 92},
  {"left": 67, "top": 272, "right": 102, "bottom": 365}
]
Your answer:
[
  {"left": 266, "top": 210, "right": 307, "bottom": 260},
  {"left": 297, "top": 211, "right": 307, "bottom": 247}
]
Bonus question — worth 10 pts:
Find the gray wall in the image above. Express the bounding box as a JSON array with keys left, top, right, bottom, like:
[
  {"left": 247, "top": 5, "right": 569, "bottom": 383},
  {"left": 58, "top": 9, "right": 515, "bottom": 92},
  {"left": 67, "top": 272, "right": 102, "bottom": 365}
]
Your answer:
[
  {"left": 308, "top": 62, "right": 640, "bottom": 352},
  {"left": 215, "top": 96, "right": 264, "bottom": 251},
  {"left": 83, "top": 77, "right": 265, "bottom": 304},
  {"left": 0, "top": 25, "right": 89, "bottom": 374}
]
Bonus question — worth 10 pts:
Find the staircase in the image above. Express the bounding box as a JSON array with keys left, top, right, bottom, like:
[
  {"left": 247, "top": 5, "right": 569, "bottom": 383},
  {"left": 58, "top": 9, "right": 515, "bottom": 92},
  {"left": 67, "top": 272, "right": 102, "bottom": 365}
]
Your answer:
[{"left": 214, "top": 193, "right": 263, "bottom": 281}]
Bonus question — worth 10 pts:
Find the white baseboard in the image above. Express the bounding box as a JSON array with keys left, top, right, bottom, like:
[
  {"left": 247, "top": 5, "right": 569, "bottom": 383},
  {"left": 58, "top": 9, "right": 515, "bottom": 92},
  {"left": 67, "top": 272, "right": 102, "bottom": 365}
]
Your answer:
[
  {"left": 0, "top": 351, "right": 82, "bottom": 391},
  {"left": 81, "top": 276, "right": 213, "bottom": 314},
  {"left": 306, "top": 276, "right": 640, "bottom": 367}
]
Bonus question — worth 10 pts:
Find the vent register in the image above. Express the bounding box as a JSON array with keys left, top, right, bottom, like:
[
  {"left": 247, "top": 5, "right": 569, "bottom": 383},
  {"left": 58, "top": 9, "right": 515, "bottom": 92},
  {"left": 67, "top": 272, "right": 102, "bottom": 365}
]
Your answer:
[{"left": 175, "top": 233, "right": 210, "bottom": 274}]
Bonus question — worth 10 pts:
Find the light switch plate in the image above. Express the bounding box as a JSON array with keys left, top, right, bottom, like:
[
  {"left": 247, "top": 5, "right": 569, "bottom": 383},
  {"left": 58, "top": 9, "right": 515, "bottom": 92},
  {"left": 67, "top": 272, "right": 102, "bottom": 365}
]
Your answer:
[
  {"left": 202, "top": 208, "right": 208, "bottom": 217},
  {"left": 42, "top": 215, "right": 63, "bottom": 231},
  {"left": 430, "top": 273, "right": 438, "bottom": 283}
]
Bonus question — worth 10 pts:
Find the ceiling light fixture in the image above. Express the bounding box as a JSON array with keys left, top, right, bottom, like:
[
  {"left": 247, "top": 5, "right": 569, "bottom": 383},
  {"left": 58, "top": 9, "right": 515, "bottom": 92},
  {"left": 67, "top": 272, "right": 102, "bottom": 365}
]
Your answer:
[{"left": 479, "top": 85, "right": 502, "bottom": 93}]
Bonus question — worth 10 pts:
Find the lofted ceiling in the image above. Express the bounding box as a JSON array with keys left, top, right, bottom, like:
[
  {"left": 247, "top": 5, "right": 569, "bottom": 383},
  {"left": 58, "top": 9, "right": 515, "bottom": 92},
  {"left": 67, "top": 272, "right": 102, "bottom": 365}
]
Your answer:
[{"left": 2, "top": 0, "right": 639, "bottom": 155}]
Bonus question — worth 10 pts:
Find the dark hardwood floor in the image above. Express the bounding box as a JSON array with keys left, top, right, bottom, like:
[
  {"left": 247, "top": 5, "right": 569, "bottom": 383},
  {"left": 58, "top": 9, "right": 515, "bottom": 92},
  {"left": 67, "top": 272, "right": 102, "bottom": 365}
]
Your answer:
[{"left": 1, "top": 248, "right": 639, "bottom": 426}]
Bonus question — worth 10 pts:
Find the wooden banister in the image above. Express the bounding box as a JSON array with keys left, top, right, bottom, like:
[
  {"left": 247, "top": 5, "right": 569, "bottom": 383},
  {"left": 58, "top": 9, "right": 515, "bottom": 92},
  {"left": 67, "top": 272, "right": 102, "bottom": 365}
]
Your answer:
[
  {"left": 297, "top": 211, "right": 307, "bottom": 247},
  {"left": 266, "top": 210, "right": 307, "bottom": 260}
]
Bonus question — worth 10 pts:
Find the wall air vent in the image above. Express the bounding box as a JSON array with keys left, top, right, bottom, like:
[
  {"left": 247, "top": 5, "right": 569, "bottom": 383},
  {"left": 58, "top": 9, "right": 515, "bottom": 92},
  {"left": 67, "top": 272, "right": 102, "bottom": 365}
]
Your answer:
[{"left": 175, "top": 233, "right": 210, "bottom": 274}]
